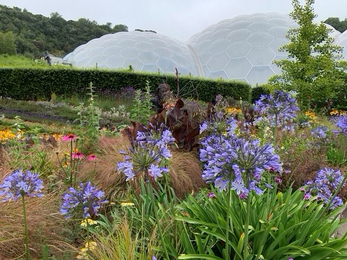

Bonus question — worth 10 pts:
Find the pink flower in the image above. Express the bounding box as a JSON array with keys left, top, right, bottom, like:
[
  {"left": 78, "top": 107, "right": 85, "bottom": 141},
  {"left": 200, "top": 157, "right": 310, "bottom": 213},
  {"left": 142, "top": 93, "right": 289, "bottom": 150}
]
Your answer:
[
  {"left": 208, "top": 192, "right": 216, "bottom": 198},
  {"left": 87, "top": 154, "right": 97, "bottom": 161},
  {"left": 61, "top": 134, "right": 77, "bottom": 142},
  {"left": 72, "top": 152, "right": 84, "bottom": 160}
]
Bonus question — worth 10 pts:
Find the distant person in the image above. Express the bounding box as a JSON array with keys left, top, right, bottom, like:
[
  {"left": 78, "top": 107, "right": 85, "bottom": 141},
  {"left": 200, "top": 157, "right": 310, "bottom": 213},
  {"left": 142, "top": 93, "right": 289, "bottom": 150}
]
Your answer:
[{"left": 44, "top": 51, "right": 51, "bottom": 66}]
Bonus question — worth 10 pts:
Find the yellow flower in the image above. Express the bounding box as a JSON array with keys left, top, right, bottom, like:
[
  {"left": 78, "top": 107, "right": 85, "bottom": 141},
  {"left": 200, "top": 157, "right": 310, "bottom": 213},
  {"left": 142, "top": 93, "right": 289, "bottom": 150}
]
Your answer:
[
  {"left": 121, "top": 202, "right": 135, "bottom": 207},
  {"left": 227, "top": 107, "right": 242, "bottom": 115},
  {"left": 52, "top": 133, "right": 62, "bottom": 141},
  {"left": 0, "top": 129, "right": 16, "bottom": 141},
  {"left": 80, "top": 218, "right": 98, "bottom": 227},
  {"left": 84, "top": 241, "right": 97, "bottom": 250},
  {"left": 330, "top": 109, "right": 346, "bottom": 116},
  {"left": 304, "top": 111, "right": 317, "bottom": 122},
  {"left": 76, "top": 241, "right": 97, "bottom": 259}
]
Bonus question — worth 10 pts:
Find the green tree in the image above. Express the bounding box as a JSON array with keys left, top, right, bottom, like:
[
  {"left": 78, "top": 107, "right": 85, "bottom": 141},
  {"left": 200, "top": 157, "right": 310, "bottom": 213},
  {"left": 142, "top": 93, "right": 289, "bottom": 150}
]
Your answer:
[
  {"left": 269, "top": 0, "right": 347, "bottom": 111},
  {"left": 0, "top": 31, "right": 16, "bottom": 55},
  {"left": 0, "top": 4, "right": 128, "bottom": 57},
  {"left": 324, "top": 17, "right": 347, "bottom": 33}
]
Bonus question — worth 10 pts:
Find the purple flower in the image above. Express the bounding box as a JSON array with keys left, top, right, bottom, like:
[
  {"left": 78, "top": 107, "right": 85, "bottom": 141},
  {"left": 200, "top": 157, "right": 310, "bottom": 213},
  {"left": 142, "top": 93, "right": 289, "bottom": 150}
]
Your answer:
[
  {"left": 335, "top": 115, "right": 347, "bottom": 136},
  {"left": 0, "top": 169, "right": 44, "bottom": 201},
  {"left": 311, "top": 126, "right": 328, "bottom": 139},
  {"left": 302, "top": 168, "right": 344, "bottom": 209},
  {"left": 199, "top": 122, "right": 208, "bottom": 134},
  {"left": 254, "top": 90, "right": 299, "bottom": 130},
  {"left": 148, "top": 164, "right": 168, "bottom": 180},
  {"left": 200, "top": 132, "right": 282, "bottom": 196},
  {"left": 117, "top": 127, "right": 174, "bottom": 181},
  {"left": 200, "top": 113, "right": 238, "bottom": 137},
  {"left": 60, "top": 182, "right": 108, "bottom": 219},
  {"left": 117, "top": 161, "right": 135, "bottom": 181},
  {"left": 208, "top": 192, "right": 216, "bottom": 198}
]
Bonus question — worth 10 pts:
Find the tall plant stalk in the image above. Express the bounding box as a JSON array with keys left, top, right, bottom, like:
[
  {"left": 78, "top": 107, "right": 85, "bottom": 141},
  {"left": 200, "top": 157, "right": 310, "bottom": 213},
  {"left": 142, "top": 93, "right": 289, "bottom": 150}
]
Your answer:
[{"left": 21, "top": 193, "right": 30, "bottom": 260}]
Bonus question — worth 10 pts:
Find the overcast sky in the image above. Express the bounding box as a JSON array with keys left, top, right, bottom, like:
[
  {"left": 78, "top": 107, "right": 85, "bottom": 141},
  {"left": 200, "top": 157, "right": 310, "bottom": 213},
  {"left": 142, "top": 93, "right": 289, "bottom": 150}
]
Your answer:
[{"left": 1, "top": 0, "right": 346, "bottom": 42}]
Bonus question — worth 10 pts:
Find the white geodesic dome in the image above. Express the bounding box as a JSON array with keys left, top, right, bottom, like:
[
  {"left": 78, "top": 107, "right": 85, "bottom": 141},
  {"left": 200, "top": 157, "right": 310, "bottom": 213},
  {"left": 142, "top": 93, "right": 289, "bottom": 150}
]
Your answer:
[
  {"left": 335, "top": 30, "right": 347, "bottom": 60},
  {"left": 187, "top": 13, "right": 299, "bottom": 85},
  {"left": 64, "top": 12, "right": 345, "bottom": 85},
  {"left": 63, "top": 31, "right": 199, "bottom": 76}
]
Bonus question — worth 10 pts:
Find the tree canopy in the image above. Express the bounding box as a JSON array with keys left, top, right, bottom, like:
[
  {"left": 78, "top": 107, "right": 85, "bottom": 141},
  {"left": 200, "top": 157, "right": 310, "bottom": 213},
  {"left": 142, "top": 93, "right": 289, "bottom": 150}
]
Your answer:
[
  {"left": 0, "top": 5, "right": 128, "bottom": 58},
  {"left": 269, "top": 0, "right": 347, "bottom": 111},
  {"left": 324, "top": 17, "right": 347, "bottom": 33}
]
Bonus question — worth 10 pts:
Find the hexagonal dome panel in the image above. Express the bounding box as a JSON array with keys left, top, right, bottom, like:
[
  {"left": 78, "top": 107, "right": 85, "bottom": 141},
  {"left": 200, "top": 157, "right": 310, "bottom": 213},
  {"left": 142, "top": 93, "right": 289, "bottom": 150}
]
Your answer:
[
  {"left": 64, "top": 31, "right": 199, "bottom": 76},
  {"left": 64, "top": 13, "right": 344, "bottom": 86},
  {"left": 247, "top": 47, "right": 276, "bottom": 66},
  {"left": 187, "top": 13, "right": 299, "bottom": 84}
]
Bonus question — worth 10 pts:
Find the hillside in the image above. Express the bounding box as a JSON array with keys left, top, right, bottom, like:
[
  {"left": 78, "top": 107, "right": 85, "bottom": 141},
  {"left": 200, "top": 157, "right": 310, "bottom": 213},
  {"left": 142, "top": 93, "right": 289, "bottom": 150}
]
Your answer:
[{"left": 0, "top": 5, "right": 128, "bottom": 58}]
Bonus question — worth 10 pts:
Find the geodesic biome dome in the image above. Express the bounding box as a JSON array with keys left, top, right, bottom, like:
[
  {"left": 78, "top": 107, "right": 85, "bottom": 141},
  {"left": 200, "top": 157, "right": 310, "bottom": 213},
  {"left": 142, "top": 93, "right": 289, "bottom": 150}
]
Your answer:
[
  {"left": 63, "top": 31, "right": 199, "bottom": 76},
  {"left": 64, "top": 12, "right": 345, "bottom": 85},
  {"left": 336, "top": 30, "right": 347, "bottom": 60}
]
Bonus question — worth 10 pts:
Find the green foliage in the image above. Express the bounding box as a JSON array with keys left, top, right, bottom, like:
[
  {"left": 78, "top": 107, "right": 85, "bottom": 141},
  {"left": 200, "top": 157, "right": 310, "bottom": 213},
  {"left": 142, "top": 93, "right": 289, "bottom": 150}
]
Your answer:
[
  {"left": 130, "top": 81, "right": 153, "bottom": 124},
  {"left": 0, "top": 54, "right": 48, "bottom": 67},
  {"left": 326, "top": 134, "right": 347, "bottom": 167},
  {"left": 89, "top": 179, "right": 178, "bottom": 259},
  {"left": 0, "top": 5, "right": 128, "bottom": 57},
  {"left": 0, "top": 67, "right": 251, "bottom": 103},
  {"left": 74, "top": 82, "right": 102, "bottom": 152},
  {"left": 324, "top": 17, "right": 347, "bottom": 33},
  {"left": 0, "top": 31, "right": 16, "bottom": 55},
  {"left": 175, "top": 187, "right": 347, "bottom": 259},
  {"left": 269, "top": 0, "right": 347, "bottom": 111}
]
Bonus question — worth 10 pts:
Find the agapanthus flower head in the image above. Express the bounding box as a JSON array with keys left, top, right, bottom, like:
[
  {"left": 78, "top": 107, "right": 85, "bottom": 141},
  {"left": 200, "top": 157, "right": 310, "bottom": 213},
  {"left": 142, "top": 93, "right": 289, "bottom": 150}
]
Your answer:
[
  {"left": 60, "top": 181, "right": 108, "bottom": 219},
  {"left": 301, "top": 167, "right": 344, "bottom": 209},
  {"left": 200, "top": 112, "right": 238, "bottom": 138},
  {"left": 334, "top": 115, "right": 347, "bottom": 136},
  {"left": 117, "top": 127, "right": 174, "bottom": 181},
  {"left": 311, "top": 126, "right": 328, "bottom": 139},
  {"left": 61, "top": 133, "right": 77, "bottom": 142},
  {"left": 0, "top": 169, "right": 44, "bottom": 201},
  {"left": 148, "top": 164, "right": 169, "bottom": 180},
  {"left": 200, "top": 133, "right": 282, "bottom": 197},
  {"left": 254, "top": 90, "right": 299, "bottom": 130}
]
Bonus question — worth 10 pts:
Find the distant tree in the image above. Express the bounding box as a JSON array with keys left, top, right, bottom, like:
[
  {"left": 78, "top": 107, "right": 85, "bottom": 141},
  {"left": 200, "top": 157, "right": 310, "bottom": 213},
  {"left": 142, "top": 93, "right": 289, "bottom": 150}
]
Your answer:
[
  {"left": 324, "top": 17, "right": 347, "bottom": 33},
  {"left": 113, "top": 24, "right": 128, "bottom": 32},
  {"left": 268, "top": 0, "right": 347, "bottom": 111},
  {"left": 0, "top": 31, "right": 16, "bottom": 55},
  {"left": 0, "top": 5, "right": 128, "bottom": 57}
]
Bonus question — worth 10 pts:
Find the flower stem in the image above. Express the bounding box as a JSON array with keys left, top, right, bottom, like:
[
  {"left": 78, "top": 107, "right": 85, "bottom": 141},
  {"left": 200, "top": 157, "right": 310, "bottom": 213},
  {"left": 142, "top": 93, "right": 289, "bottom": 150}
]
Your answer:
[
  {"left": 243, "top": 195, "right": 251, "bottom": 259},
  {"left": 321, "top": 172, "right": 347, "bottom": 217},
  {"left": 21, "top": 194, "right": 30, "bottom": 260},
  {"left": 225, "top": 185, "right": 231, "bottom": 260},
  {"left": 69, "top": 139, "right": 73, "bottom": 186}
]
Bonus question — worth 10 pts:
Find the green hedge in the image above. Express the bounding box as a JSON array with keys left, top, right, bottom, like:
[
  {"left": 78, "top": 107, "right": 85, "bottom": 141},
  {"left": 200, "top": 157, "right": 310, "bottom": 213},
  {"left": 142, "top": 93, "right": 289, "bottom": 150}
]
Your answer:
[{"left": 0, "top": 67, "right": 251, "bottom": 102}]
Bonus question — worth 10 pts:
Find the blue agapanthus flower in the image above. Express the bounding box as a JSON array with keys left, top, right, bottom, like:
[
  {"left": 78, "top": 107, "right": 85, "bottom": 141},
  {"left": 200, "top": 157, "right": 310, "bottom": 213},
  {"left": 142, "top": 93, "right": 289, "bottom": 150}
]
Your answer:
[
  {"left": 335, "top": 115, "right": 347, "bottom": 136},
  {"left": 0, "top": 169, "right": 44, "bottom": 201},
  {"left": 117, "top": 127, "right": 174, "bottom": 181},
  {"left": 60, "top": 182, "right": 108, "bottom": 219},
  {"left": 302, "top": 167, "right": 344, "bottom": 209},
  {"left": 200, "top": 114, "right": 282, "bottom": 197},
  {"left": 311, "top": 126, "right": 328, "bottom": 139},
  {"left": 254, "top": 90, "right": 299, "bottom": 131}
]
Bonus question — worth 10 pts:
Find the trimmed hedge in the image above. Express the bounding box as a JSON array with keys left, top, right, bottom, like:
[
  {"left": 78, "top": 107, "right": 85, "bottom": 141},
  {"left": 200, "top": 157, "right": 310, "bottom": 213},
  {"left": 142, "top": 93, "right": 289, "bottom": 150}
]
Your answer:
[{"left": 0, "top": 67, "right": 251, "bottom": 102}]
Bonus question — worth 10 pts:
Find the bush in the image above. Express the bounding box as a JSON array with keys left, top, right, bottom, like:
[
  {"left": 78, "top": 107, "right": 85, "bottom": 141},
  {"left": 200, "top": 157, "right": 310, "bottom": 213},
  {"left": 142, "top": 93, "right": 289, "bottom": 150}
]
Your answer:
[{"left": 0, "top": 67, "right": 251, "bottom": 103}]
